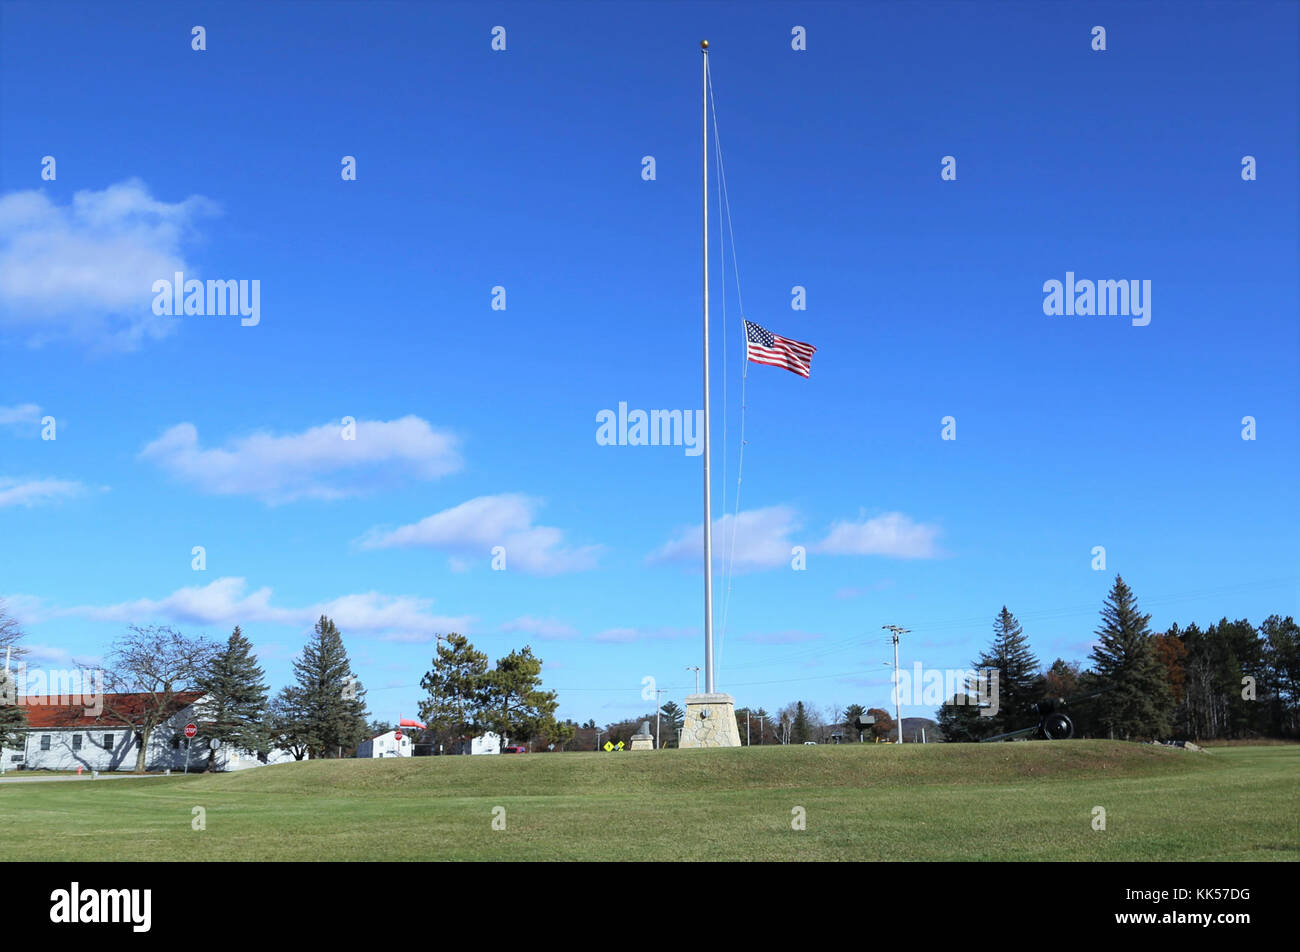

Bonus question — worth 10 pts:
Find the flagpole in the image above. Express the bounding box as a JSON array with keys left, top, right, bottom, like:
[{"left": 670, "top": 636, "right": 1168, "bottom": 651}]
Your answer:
[{"left": 701, "top": 39, "right": 715, "bottom": 696}]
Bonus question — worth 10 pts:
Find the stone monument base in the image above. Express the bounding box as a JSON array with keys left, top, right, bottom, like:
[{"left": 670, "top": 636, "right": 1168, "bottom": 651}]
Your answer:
[
  {"left": 630, "top": 733, "right": 654, "bottom": 750},
  {"left": 678, "top": 693, "right": 742, "bottom": 748}
]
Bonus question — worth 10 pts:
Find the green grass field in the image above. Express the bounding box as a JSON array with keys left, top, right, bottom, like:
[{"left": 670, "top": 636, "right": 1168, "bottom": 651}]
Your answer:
[{"left": 2, "top": 742, "right": 1296, "bottom": 861}]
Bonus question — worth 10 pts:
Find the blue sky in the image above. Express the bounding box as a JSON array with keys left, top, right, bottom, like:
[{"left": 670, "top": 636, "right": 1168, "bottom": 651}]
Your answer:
[{"left": 1, "top": 1, "right": 1296, "bottom": 728}]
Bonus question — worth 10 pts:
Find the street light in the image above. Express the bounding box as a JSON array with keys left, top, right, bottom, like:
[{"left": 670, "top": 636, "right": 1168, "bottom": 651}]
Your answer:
[{"left": 685, "top": 665, "right": 701, "bottom": 694}]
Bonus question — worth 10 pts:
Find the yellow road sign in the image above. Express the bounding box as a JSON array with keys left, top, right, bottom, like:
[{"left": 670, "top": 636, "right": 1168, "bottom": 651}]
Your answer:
[{"left": 603, "top": 741, "right": 614, "bottom": 751}]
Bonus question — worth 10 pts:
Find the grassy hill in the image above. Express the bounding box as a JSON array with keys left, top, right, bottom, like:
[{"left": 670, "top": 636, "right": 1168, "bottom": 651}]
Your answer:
[{"left": 3, "top": 742, "right": 1295, "bottom": 861}]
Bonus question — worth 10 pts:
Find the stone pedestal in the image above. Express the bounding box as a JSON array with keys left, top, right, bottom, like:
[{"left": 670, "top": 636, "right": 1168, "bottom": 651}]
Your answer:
[
  {"left": 678, "top": 693, "right": 741, "bottom": 748},
  {"left": 630, "top": 720, "right": 655, "bottom": 750}
]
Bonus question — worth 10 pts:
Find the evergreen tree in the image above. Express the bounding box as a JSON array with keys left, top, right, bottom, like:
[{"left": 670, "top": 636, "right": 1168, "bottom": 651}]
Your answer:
[
  {"left": 481, "top": 645, "right": 560, "bottom": 746},
  {"left": 973, "top": 606, "right": 1042, "bottom": 736},
  {"left": 1089, "top": 575, "right": 1173, "bottom": 740},
  {"left": 936, "top": 692, "right": 983, "bottom": 742},
  {"left": 0, "top": 603, "right": 26, "bottom": 750},
  {"left": 792, "top": 701, "right": 811, "bottom": 743},
  {"left": 658, "top": 701, "right": 685, "bottom": 747},
  {"left": 195, "top": 626, "right": 270, "bottom": 770},
  {"left": 842, "top": 703, "right": 868, "bottom": 741},
  {"left": 1213, "top": 617, "right": 1266, "bottom": 737},
  {"left": 1043, "top": 658, "right": 1082, "bottom": 699},
  {"left": 418, "top": 633, "right": 489, "bottom": 749},
  {"left": 0, "top": 665, "right": 26, "bottom": 750},
  {"left": 267, "top": 687, "right": 312, "bottom": 760},
  {"left": 1259, "top": 615, "right": 1300, "bottom": 736},
  {"left": 284, "top": 616, "right": 369, "bottom": 758}
]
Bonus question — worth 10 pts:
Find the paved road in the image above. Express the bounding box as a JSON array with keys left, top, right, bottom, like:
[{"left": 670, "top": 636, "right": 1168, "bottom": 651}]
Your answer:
[{"left": 0, "top": 772, "right": 177, "bottom": 784}]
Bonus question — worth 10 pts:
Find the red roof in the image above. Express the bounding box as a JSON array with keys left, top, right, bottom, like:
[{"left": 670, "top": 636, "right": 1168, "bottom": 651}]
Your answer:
[{"left": 19, "top": 691, "right": 204, "bottom": 729}]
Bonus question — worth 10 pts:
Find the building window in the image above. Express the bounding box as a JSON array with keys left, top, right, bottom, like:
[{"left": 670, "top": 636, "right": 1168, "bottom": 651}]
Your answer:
[
  {"left": 72, "top": 735, "right": 83, "bottom": 750},
  {"left": 103, "top": 734, "right": 114, "bottom": 749},
  {"left": 40, "top": 735, "right": 51, "bottom": 751},
  {"left": 173, "top": 737, "right": 181, "bottom": 750}
]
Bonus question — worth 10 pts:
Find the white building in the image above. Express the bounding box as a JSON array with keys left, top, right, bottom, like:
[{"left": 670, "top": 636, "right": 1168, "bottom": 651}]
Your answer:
[
  {"left": 1, "top": 691, "right": 301, "bottom": 772},
  {"left": 469, "top": 732, "right": 501, "bottom": 755},
  {"left": 356, "top": 729, "right": 412, "bottom": 758}
]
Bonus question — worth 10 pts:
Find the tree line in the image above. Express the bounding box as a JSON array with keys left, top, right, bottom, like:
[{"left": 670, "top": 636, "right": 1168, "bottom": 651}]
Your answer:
[
  {"left": 938, "top": 575, "right": 1300, "bottom": 742},
  {"left": 411, "top": 633, "right": 569, "bottom": 752},
  {"left": 0, "top": 602, "right": 372, "bottom": 771}
]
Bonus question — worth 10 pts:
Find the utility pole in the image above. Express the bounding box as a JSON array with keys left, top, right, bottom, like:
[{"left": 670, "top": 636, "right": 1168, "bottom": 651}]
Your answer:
[
  {"left": 882, "top": 625, "right": 909, "bottom": 744},
  {"left": 745, "top": 710, "right": 750, "bottom": 746},
  {"left": 654, "top": 688, "right": 666, "bottom": 750},
  {"left": 595, "top": 729, "right": 604, "bottom": 752},
  {"left": 757, "top": 712, "right": 767, "bottom": 745}
]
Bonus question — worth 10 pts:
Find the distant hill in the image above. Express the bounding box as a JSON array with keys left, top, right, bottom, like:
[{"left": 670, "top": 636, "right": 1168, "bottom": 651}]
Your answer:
[{"left": 902, "top": 717, "right": 941, "bottom": 742}]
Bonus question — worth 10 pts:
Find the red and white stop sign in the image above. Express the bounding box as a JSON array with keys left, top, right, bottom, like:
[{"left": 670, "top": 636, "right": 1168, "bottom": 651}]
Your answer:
[
  {"left": 184, "top": 723, "right": 197, "bottom": 738},
  {"left": 394, "top": 730, "right": 403, "bottom": 741}
]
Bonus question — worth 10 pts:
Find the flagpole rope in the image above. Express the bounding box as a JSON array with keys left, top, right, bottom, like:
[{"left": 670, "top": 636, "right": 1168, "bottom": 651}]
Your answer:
[
  {"left": 707, "top": 67, "right": 748, "bottom": 678},
  {"left": 714, "top": 59, "right": 727, "bottom": 635}
]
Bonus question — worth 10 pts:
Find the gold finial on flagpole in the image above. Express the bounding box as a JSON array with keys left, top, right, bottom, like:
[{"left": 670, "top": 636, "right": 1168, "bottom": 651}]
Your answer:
[{"left": 701, "top": 40, "right": 708, "bottom": 50}]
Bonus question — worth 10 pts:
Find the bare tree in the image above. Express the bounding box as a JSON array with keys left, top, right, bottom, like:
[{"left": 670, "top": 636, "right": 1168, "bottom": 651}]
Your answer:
[
  {"left": 0, "top": 598, "right": 27, "bottom": 661},
  {"left": 95, "top": 625, "right": 217, "bottom": 772}
]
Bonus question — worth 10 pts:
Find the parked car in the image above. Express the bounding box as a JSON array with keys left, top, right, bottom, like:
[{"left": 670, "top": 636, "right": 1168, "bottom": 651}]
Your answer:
[
  {"left": 502, "top": 746, "right": 528, "bottom": 753},
  {"left": 803, "top": 741, "right": 817, "bottom": 745}
]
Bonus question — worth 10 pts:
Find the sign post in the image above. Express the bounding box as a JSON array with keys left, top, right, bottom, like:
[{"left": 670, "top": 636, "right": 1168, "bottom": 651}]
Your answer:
[{"left": 183, "top": 723, "right": 197, "bottom": 774}]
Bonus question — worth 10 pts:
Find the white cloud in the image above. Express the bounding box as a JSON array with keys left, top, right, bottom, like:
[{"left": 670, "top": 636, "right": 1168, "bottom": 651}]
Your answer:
[
  {"left": 360, "top": 494, "right": 601, "bottom": 576},
  {"left": 651, "top": 506, "right": 942, "bottom": 571},
  {"left": 738, "top": 630, "right": 824, "bottom": 645},
  {"left": 500, "top": 616, "right": 580, "bottom": 640},
  {"left": 30, "top": 577, "right": 471, "bottom": 641},
  {"left": 815, "top": 511, "right": 942, "bottom": 559},
  {"left": 18, "top": 643, "right": 98, "bottom": 669},
  {"left": 650, "top": 506, "right": 802, "bottom": 573},
  {"left": 0, "top": 403, "right": 41, "bottom": 430},
  {"left": 140, "top": 415, "right": 461, "bottom": 503},
  {"left": 592, "top": 626, "right": 695, "bottom": 644},
  {"left": 0, "top": 179, "right": 217, "bottom": 348},
  {"left": 0, "top": 476, "right": 84, "bottom": 508}
]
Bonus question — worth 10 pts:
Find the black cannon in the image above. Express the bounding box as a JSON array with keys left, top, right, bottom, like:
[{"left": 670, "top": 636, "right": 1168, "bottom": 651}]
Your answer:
[{"left": 979, "top": 691, "right": 1104, "bottom": 742}]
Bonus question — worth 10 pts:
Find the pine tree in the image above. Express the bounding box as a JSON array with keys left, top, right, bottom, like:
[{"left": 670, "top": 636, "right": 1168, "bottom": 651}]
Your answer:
[
  {"left": 267, "top": 687, "right": 312, "bottom": 760},
  {"left": 1089, "top": 575, "right": 1173, "bottom": 740},
  {"left": 481, "top": 645, "right": 560, "bottom": 747},
  {"left": 418, "top": 634, "right": 489, "bottom": 749},
  {"left": 792, "top": 701, "right": 811, "bottom": 743},
  {"left": 936, "top": 692, "right": 983, "bottom": 742},
  {"left": 1259, "top": 615, "right": 1300, "bottom": 736},
  {"left": 973, "top": 606, "right": 1042, "bottom": 736},
  {"left": 659, "top": 701, "right": 685, "bottom": 747},
  {"left": 285, "top": 616, "right": 369, "bottom": 758},
  {"left": 195, "top": 626, "right": 270, "bottom": 769},
  {"left": 0, "top": 666, "right": 26, "bottom": 750},
  {"left": 842, "top": 703, "right": 867, "bottom": 741}
]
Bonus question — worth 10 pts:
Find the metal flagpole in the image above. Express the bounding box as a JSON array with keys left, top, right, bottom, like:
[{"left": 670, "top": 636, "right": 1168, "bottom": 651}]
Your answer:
[{"left": 701, "top": 39, "right": 715, "bottom": 696}]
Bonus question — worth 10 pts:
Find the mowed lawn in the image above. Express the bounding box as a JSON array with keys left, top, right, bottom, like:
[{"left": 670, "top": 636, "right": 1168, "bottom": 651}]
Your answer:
[{"left": 2, "top": 742, "right": 1295, "bottom": 861}]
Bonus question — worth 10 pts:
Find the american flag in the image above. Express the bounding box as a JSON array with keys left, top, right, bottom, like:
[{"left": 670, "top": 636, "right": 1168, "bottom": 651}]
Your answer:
[{"left": 744, "top": 320, "right": 817, "bottom": 378}]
